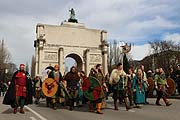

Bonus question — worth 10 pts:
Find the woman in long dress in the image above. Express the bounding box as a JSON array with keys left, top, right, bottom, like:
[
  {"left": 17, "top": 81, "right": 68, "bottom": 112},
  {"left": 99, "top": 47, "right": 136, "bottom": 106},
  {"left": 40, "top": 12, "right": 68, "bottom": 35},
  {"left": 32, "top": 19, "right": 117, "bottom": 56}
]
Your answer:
[{"left": 132, "top": 68, "right": 146, "bottom": 106}]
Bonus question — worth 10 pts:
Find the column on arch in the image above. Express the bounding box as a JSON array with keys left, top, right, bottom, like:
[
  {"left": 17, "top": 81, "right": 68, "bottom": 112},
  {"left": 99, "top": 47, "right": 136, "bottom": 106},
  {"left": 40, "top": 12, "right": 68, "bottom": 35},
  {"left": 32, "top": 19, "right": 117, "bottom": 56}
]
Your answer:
[{"left": 58, "top": 47, "right": 64, "bottom": 75}]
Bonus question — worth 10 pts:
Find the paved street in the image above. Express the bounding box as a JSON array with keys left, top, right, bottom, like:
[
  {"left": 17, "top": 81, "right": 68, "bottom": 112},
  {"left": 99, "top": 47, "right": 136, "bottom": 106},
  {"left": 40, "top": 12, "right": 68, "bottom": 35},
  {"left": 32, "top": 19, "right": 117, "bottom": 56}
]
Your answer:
[{"left": 0, "top": 96, "right": 180, "bottom": 120}]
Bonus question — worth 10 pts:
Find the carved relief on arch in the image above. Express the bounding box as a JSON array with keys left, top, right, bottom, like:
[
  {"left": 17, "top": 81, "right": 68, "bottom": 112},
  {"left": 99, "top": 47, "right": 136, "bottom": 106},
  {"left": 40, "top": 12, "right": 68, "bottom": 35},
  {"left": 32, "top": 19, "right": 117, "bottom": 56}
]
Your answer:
[
  {"left": 44, "top": 51, "right": 58, "bottom": 62},
  {"left": 89, "top": 54, "right": 102, "bottom": 63}
]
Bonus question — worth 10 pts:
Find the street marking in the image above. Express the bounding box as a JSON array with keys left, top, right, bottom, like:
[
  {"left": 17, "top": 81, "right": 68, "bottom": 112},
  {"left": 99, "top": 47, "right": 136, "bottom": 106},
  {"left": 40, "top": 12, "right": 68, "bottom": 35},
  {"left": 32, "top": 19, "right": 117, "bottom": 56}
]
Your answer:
[
  {"left": 25, "top": 106, "right": 47, "bottom": 120},
  {"left": 30, "top": 117, "right": 37, "bottom": 120}
]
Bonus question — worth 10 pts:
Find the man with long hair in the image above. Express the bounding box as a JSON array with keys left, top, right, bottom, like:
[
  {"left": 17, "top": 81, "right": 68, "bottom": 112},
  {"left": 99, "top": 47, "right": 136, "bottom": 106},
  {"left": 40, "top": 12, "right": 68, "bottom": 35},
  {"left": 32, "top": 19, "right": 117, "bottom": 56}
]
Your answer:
[
  {"left": 89, "top": 64, "right": 107, "bottom": 114},
  {"left": 64, "top": 66, "right": 80, "bottom": 111},
  {"left": 109, "top": 63, "right": 131, "bottom": 111}
]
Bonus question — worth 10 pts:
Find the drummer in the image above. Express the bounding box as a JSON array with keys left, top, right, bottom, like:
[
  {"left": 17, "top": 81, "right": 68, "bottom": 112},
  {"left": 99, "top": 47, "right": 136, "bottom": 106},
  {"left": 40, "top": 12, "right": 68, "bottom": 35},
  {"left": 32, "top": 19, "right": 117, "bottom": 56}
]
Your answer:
[
  {"left": 47, "top": 64, "right": 63, "bottom": 110},
  {"left": 155, "top": 67, "right": 172, "bottom": 106}
]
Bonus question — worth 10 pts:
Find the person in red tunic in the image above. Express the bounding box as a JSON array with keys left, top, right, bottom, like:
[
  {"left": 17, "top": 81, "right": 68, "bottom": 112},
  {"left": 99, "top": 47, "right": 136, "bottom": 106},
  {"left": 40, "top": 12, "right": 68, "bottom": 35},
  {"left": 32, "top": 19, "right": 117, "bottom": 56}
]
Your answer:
[{"left": 3, "top": 64, "right": 32, "bottom": 114}]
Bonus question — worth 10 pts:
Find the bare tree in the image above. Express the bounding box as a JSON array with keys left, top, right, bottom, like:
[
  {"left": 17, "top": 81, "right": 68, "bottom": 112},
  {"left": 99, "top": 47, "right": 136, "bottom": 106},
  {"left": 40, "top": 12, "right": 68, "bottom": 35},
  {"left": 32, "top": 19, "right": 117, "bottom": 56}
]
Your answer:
[
  {"left": 31, "top": 55, "right": 35, "bottom": 77},
  {"left": 0, "top": 40, "right": 10, "bottom": 81},
  {"left": 0, "top": 39, "right": 15, "bottom": 82},
  {"left": 4, "top": 63, "right": 17, "bottom": 82},
  {"left": 108, "top": 40, "right": 132, "bottom": 73},
  {"left": 141, "top": 40, "right": 180, "bottom": 73},
  {"left": 25, "top": 62, "right": 29, "bottom": 73},
  {"left": 0, "top": 40, "right": 10, "bottom": 65}
]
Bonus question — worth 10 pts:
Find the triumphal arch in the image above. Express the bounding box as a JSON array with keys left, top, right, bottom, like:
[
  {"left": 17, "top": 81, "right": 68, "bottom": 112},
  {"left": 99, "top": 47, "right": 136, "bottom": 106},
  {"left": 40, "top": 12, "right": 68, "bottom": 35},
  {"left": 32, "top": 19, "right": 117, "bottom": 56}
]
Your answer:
[{"left": 34, "top": 9, "right": 108, "bottom": 76}]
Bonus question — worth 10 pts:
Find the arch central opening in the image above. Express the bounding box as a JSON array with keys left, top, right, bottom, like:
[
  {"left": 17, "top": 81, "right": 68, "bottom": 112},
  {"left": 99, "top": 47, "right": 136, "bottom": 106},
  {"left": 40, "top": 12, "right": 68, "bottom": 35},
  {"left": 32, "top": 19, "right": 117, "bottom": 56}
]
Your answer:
[{"left": 65, "top": 53, "right": 83, "bottom": 73}]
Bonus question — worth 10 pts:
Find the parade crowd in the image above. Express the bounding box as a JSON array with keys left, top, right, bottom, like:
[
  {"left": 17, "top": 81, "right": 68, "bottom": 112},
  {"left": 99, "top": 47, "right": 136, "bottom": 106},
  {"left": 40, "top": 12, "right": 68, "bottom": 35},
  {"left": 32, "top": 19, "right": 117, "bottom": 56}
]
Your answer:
[{"left": 2, "top": 63, "right": 180, "bottom": 114}]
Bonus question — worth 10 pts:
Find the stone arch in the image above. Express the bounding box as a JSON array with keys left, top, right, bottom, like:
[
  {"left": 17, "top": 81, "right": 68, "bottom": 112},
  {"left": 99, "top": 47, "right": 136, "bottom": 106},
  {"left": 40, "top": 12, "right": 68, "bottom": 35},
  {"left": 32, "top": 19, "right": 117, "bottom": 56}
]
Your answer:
[{"left": 34, "top": 22, "right": 108, "bottom": 76}]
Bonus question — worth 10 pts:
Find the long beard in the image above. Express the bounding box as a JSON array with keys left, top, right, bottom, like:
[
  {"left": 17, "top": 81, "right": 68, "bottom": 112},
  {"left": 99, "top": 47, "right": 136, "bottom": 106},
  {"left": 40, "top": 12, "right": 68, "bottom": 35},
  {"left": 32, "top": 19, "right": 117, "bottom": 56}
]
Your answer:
[
  {"left": 20, "top": 70, "right": 24, "bottom": 72},
  {"left": 98, "top": 69, "right": 102, "bottom": 73}
]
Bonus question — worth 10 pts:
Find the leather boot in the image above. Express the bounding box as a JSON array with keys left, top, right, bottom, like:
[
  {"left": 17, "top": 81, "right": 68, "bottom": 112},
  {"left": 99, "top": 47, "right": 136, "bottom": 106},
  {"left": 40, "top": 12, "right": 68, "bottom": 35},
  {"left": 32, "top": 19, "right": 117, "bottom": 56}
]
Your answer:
[
  {"left": 96, "top": 103, "right": 103, "bottom": 114},
  {"left": 69, "top": 100, "right": 74, "bottom": 111},
  {"left": 129, "top": 95, "right": 134, "bottom": 106},
  {"left": 163, "top": 97, "right": 172, "bottom": 106},
  {"left": 101, "top": 99, "right": 106, "bottom": 109},
  {"left": 156, "top": 97, "right": 161, "bottom": 106},
  {"left": 20, "top": 108, "right": 25, "bottom": 114},
  {"left": 114, "top": 100, "right": 118, "bottom": 110},
  {"left": 52, "top": 99, "right": 57, "bottom": 110},
  {"left": 13, "top": 108, "right": 17, "bottom": 114},
  {"left": 166, "top": 102, "right": 172, "bottom": 106},
  {"left": 124, "top": 98, "right": 131, "bottom": 111},
  {"left": 88, "top": 102, "right": 94, "bottom": 112},
  {"left": 46, "top": 97, "right": 50, "bottom": 107},
  {"left": 53, "top": 103, "right": 57, "bottom": 110}
]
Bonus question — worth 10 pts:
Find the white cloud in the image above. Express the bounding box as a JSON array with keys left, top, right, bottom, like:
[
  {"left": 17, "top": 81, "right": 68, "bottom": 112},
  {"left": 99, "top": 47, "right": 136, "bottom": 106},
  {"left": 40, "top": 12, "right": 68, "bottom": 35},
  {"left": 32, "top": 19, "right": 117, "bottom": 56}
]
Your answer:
[
  {"left": 130, "top": 44, "right": 151, "bottom": 60},
  {"left": 163, "top": 33, "right": 180, "bottom": 44},
  {"left": 127, "top": 16, "right": 178, "bottom": 31},
  {"left": 0, "top": 0, "right": 180, "bottom": 66}
]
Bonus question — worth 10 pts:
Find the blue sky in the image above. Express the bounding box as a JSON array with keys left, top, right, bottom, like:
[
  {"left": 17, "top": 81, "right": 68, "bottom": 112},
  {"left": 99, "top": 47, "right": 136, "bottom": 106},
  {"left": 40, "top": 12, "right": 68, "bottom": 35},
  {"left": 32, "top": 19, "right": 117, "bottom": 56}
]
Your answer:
[{"left": 0, "top": 0, "right": 180, "bottom": 66}]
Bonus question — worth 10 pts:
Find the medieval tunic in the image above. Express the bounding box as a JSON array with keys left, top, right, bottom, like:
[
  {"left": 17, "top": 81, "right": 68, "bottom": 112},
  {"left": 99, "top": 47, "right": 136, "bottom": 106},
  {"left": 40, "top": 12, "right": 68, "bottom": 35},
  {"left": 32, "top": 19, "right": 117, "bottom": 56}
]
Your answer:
[
  {"left": 65, "top": 70, "right": 80, "bottom": 99},
  {"left": 65, "top": 72, "right": 80, "bottom": 89},
  {"left": 155, "top": 73, "right": 167, "bottom": 97},
  {"left": 154, "top": 72, "right": 172, "bottom": 106},
  {"left": 64, "top": 69, "right": 80, "bottom": 109},
  {"left": 127, "top": 73, "right": 135, "bottom": 90},
  {"left": 34, "top": 78, "right": 42, "bottom": 89},
  {"left": 15, "top": 72, "right": 27, "bottom": 97},
  {"left": 127, "top": 73, "right": 135, "bottom": 105},
  {"left": 132, "top": 76, "right": 146, "bottom": 104},
  {"left": 33, "top": 77, "right": 42, "bottom": 102}
]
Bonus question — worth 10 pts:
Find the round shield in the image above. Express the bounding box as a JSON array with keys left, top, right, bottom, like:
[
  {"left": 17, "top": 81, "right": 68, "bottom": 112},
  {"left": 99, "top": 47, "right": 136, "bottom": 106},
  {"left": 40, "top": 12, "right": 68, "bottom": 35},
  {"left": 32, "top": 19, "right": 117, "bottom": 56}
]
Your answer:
[
  {"left": 42, "top": 78, "right": 58, "bottom": 97},
  {"left": 147, "top": 77, "right": 155, "bottom": 91},
  {"left": 83, "top": 76, "right": 102, "bottom": 101},
  {"left": 166, "top": 78, "right": 176, "bottom": 96}
]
